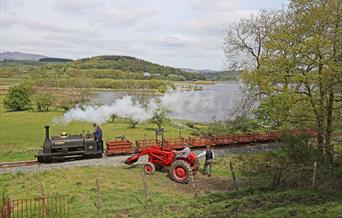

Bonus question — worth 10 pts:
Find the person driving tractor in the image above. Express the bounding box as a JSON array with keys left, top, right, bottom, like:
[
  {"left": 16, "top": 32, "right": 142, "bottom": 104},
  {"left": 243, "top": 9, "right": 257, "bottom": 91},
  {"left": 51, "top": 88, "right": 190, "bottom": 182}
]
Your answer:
[{"left": 174, "top": 145, "right": 191, "bottom": 158}]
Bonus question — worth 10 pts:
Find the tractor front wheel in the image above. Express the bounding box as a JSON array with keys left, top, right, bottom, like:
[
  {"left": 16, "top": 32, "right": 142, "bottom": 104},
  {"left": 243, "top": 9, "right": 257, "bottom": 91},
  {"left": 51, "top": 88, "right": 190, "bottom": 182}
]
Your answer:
[
  {"left": 143, "top": 162, "right": 155, "bottom": 175},
  {"left": 169, "top": 160, "right": 193, "bottom": 184}
]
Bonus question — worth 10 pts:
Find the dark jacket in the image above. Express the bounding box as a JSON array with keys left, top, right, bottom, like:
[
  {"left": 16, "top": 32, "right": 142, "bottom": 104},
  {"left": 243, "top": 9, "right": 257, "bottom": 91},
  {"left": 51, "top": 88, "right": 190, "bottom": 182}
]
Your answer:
[{"left": 95, "top": 127, "right": 102, "bottom": 141}]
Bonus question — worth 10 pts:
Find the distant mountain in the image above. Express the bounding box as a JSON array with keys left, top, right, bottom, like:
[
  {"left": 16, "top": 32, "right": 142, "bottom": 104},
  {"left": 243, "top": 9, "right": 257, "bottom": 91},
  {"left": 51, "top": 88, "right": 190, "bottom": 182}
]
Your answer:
[{"left": 0, "top": 51, "right": 48, "bottom": 61}]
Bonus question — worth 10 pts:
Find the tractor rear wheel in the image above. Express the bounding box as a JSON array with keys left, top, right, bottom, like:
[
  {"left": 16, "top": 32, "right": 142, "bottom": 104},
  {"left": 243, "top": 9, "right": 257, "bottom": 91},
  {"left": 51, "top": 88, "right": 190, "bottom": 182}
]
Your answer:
[
  {"left": 143, "top": 162, "right": 155, "bottom": 175},
  {"left": 169, "top": 160, "right": 193, "bottom": 184}
]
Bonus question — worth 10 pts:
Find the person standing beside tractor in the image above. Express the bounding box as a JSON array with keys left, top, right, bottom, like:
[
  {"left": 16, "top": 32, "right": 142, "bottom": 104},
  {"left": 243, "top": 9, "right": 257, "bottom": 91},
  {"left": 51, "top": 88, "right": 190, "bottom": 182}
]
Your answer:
[
  {"left": 198, "top": 146, "right": 215, "bottom": 177},
  {"left": 93, "top": 123, "right": 103, "bottom": 152}
]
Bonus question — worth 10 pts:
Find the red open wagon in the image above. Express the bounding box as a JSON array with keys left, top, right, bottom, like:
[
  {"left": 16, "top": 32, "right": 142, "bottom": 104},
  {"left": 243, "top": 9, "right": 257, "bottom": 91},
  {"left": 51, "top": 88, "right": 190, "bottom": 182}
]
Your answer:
[{"left": 106, "top": 137, "right": 134, "bottom": 155}]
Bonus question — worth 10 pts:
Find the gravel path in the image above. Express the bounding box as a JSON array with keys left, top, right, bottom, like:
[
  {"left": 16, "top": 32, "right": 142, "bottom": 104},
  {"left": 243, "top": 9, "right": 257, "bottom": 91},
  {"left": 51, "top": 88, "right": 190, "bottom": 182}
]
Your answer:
[{"left": 0, "top": 142, "right": 284, "bottom": 174}]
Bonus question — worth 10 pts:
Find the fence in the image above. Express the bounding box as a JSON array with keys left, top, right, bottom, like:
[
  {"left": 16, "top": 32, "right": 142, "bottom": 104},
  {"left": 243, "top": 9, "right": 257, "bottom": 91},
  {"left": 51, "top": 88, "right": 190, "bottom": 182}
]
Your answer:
[{"left": 1, "top": 196, "right": 69, "bottom": 218}]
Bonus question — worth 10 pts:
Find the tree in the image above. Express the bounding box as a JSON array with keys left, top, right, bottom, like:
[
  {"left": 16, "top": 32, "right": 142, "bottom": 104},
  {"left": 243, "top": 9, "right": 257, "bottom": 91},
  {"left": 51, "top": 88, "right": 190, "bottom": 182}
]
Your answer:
[
  {"left": 224, "top": 10, "right": 281, "bottom": 114},
  {"left": 224, "top": 0, "right": 342, "bottom": 164},
  {"left": 224, "top": 10, "right": 280, "bottom": 71},
  {"left": 129, "top": 117, "right": 139, "bottom": 128},
  {"left": 150, "top": 105, "right": 170, "bottom": 129},
  {"left": 111, "top": 114, "right": 117, "bottom": 123},
  {"left": 3, "top": 83, "right": 32, "bottom": 111},
  {"left": 33, "top": 92, "right": 54, "bottom": 112}
]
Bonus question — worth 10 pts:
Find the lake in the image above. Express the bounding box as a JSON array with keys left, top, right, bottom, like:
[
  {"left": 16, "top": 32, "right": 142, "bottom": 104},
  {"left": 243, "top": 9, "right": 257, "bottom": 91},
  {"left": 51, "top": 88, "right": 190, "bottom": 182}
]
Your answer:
[{"left": 91, "top": 83, "right": 242, "bottom": 122}]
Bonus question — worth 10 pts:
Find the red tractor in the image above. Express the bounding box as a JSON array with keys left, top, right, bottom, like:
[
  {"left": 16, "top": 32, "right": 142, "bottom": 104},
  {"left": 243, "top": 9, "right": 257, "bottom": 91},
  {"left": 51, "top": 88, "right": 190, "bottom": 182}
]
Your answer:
[{"left": 125, "top": 145, "right": 199, "bottom": 184}]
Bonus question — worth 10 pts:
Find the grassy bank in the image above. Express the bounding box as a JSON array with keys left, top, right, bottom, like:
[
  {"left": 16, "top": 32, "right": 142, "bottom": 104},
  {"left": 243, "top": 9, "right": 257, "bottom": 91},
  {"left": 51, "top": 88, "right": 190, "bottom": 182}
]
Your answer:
[{"left": 1, "top": 152, "right": 341, "bottom": 217}]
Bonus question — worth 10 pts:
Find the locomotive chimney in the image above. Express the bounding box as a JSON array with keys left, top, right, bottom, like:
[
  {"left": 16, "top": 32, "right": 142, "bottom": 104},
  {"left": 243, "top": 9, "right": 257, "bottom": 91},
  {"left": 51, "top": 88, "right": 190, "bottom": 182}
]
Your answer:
[{"left": 45, "top": 126, "right": 50, "bottom": 139}]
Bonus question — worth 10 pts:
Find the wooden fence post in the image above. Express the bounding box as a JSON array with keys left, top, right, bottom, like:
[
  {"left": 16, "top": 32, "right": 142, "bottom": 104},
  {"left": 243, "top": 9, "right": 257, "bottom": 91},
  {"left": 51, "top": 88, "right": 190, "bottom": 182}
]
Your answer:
[
  {"left": 271, "top": 164, "right": 282, "bottom": 188},
  {"left": 142, "top": 171, "right": 152, "bottom": 205},
  {"left": 312, "top": 162, "right": 317, "bottom": 189},
  {"left": 40, "top": 184, "right": 48, "bottom": 217},
  {"left": 96, "top": 177, "right": 102, "bottom": 210},
  {"left": 229, "top": 162, "right": 238, "bottom": 189},
  {"left": 190, "top": 176, "right": 197, "bottom": 197},
  {"left": 6, "top": 200, "right": 11, "bottom": 218}
]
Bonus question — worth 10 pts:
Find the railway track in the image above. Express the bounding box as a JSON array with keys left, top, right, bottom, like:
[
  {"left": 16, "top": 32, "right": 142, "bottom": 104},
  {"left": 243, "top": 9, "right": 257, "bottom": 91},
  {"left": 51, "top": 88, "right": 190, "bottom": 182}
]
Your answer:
[
  {"left": 0, "top": 160, "right": 38, "bottom": 169},
  {"left": 1, "top": 131, "right": 340, "bottom": 170},
  {"left": 0, "top": 142, "right": 281, "bottom": 170}
]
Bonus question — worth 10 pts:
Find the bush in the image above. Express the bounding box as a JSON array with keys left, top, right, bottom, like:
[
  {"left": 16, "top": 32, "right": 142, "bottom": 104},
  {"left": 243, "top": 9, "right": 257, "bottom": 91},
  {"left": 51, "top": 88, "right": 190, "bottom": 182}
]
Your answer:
[
  {"left": 59, "top": 97, "right": 74, "bottom": 111},
  {"left": 157, "top": 85, "right": 167, "bottom": 93},
  {"left": 3, "top": 83, "right": 32, "bottom": 111},
  {"left": 33, "top": 92, "right": 54, "bottom": 111}
]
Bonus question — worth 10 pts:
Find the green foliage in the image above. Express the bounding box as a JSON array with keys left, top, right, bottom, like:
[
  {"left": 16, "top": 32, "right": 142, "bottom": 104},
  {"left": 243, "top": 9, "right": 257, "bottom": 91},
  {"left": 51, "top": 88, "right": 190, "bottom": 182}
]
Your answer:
[
  {"left": 157, "top": 85, "right": 167, "bottom": 93},
  {"left": 227, "top": 116, "right": 260, "bottom": 133},
  {"left": 281, "top": 134, "right": 322, "bottom": 164},
  {"left": 253, "top": 94, "right": 291, "bottom": 129},
  {"left": 33, "top": 92, "right": 54, "bottom": 112},
  {"left": 93, "top": 79, "right": 170, "bottom": 90},
  {"left": 3, "top": 83, "right": 32, "bottom": 111},
  {"left": 150, "top": 104, "right": 170, "bottom": 128}
]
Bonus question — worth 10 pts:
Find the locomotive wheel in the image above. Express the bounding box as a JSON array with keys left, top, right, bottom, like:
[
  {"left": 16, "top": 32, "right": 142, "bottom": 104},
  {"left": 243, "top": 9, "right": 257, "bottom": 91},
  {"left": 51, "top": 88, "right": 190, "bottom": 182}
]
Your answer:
[
  {"left": 169, "top": 160, "right": 193, "bottom": 184},
  {"left": 143, "top": 162, "right": 155, "bottom": 175}
]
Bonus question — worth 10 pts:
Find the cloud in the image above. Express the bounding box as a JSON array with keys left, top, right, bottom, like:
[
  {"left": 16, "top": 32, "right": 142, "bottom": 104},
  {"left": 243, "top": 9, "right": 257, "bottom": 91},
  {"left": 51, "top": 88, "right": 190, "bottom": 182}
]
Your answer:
[
  {"left": 178, "top": 10, "right": 256, "bottom": 36},
  {"left": 144, "top": 34, "right": 199, "bottom": 48},
  {"left": 53, "top": 0, "right": 103, "bottom": 14},
  {"left": 0, "top": 14, "right": 19, "bottom": 29},
  {"left": 191, "top": 0, "right": 241, "bottom": 12},
  {"left": 94, "top": 8, "right": 158, "bottom": 27},
  {"left": 54, "top": 0, "right": 157, "bottom": 27}
]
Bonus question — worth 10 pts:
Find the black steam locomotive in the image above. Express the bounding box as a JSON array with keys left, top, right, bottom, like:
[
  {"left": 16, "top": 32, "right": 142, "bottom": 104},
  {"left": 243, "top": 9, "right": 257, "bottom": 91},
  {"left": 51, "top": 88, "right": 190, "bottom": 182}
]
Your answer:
[{"left": 36, "top": 126, "right": 103, "bottom": 163}]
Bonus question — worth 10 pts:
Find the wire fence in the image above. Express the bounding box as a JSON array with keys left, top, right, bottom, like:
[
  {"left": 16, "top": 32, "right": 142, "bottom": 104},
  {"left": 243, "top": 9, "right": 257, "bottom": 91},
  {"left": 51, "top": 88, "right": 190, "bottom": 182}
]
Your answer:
[{"left": 1, "top": 195, "right": 69, "bottom": 218}]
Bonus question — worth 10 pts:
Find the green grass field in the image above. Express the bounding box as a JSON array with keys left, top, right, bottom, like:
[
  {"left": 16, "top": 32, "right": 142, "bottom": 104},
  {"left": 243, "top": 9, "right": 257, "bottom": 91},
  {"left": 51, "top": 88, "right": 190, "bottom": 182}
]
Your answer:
[
  {"left": 0, "top": 102, "right": 193, "bottom": 162},
  {"left": 1, "top": 154, "right": 341, "bottom": 217}
]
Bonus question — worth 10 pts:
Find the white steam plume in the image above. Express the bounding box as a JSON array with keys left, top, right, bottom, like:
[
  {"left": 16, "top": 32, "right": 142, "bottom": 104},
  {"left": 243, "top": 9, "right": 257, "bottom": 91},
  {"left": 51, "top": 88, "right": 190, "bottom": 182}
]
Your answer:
[{"left": 54, "top": 96, "right": 158, "bottom": 124}]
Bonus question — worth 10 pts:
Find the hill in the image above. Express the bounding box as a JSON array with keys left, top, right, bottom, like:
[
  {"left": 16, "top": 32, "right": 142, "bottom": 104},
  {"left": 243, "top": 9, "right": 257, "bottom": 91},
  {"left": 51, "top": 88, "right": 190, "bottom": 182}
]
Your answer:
[
  {"left": 205, "top": 70, "right": 241, "bottom": 81},
  {"left": 0, "top": 51, "right": 48, "bottom": 61},
  {"left": 65, "top": 55, "right": 206, "bottom": 81},
  {"left": 39, "top": 57, "right": 73, "bottom": 62}
]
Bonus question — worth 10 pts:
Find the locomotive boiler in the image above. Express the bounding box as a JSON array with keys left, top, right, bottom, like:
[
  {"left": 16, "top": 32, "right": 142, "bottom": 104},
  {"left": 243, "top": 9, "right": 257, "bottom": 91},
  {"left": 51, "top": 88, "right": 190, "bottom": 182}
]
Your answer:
[{"left": 36, "top": 126, "right": 103, "bottom": 163}]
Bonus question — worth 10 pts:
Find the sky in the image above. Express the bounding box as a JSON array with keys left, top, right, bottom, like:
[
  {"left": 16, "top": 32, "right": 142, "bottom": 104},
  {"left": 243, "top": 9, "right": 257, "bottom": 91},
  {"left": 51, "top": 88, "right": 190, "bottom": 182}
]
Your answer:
[{"left": 1, "top": 0, "right": 287, "bottom": 70}]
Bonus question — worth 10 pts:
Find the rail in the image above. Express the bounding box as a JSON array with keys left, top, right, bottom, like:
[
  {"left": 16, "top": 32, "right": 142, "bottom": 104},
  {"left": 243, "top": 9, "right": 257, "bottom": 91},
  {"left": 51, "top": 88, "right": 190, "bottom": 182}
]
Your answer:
[{"left": 0, "top": 160, "right": 37, "bottom": 169}]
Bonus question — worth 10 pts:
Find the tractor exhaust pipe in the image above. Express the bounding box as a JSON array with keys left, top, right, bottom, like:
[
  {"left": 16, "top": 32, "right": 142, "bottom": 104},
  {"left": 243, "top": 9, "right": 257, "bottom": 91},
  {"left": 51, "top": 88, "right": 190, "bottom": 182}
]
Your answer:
[{"left": 44, "top": 126, "right": 50, "bottom": 139}]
